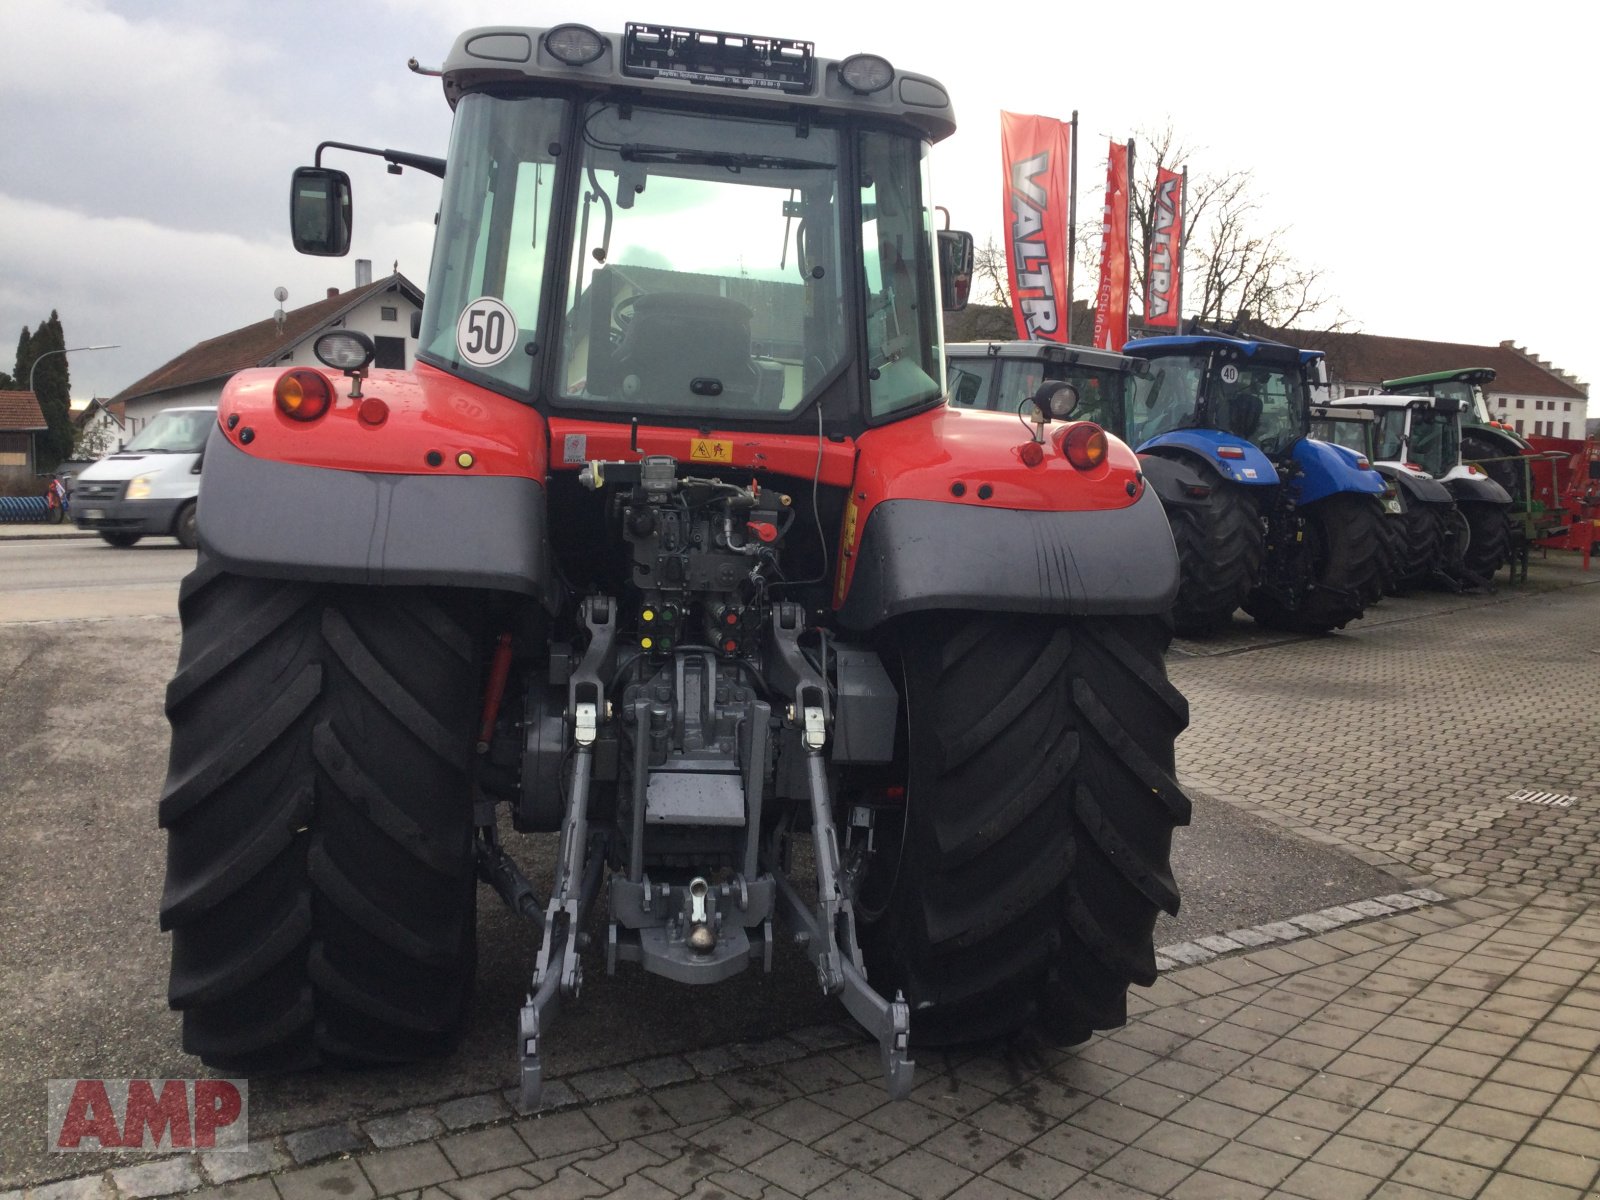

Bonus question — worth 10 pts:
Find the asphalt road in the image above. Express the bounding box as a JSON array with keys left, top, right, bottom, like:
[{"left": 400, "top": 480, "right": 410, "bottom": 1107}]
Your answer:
[
  {"left": 0, "top": 539, "right": 1413, "bottom": 1187},
  {"left": 0, "top": 536, "right": 190, "bottom": 622}
]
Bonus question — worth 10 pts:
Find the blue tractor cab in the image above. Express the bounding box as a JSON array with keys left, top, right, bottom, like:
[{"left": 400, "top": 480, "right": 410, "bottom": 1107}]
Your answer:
[{"left": 1123, "top": 333, "right": 1388, "bottom": 633}]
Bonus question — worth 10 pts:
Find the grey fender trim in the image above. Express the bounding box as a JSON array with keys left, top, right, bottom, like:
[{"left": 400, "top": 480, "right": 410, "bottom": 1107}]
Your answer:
[
  {"left": 1138, "top": 453, "right": 1215, "bottom": 511},
  {"left": 1444, "top": 475, "right": 1513, "bottom": 506},
  {"left": 198, "top": 429, "right": 552, "bottom": 602},
  {"left": 836, "top": 487, "right": 1179, "bottom": 631},
  {"left": 1378, "top": 466, "right": 1454, "bottom": 506}
]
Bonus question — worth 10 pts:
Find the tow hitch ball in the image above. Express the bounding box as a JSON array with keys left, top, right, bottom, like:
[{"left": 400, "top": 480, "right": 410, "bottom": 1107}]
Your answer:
[{"left": 686, "top": 876, "right": 715, "bottom": 954}]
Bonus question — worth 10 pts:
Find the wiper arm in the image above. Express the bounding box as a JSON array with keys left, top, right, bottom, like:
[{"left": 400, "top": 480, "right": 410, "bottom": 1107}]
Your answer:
[{"left": 619, "top": 143, "right": 834, "bottom": 171}]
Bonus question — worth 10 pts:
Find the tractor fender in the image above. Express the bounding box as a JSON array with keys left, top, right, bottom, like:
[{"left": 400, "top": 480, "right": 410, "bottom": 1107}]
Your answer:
[
  {"left": 1289, "top": 437, "right": 1387, "bottom": 507},
  {"left": 1137, "top": 451, "right": 1218, "bottom": 510},
  {"left": 834, "top": 485, "right": 1179, "bottom": 630},
  {"left": 1136, "top": 430, "right": 1279, "bottom": 487},
  {"left": 198, "top": 429, "right": 554, "bottom": 602},
  {"left": 1378, "top": 465, "right": 1455, "bottom": 507},
  {"left": 1443, "top": 474, "right": 1513, "bottom": 506}
]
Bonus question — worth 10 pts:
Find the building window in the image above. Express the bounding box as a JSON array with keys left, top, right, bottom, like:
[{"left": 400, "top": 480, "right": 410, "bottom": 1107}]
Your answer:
[
  {"left": 381, "top": 306, "right": 398, "bottom": 322},
  {"left": 374, "top": 335, "right": 406, "bottom": 370},
  {"left": 1563, "top": 422, "right": 1571, "bottom": 438},
  {"left": 1563, "top": 402, "right": 1571, "bottom": 412},
  {"left": 1515, "top": 419, "right": 1524, "bottom": 433},
  {"left": 1515, "top": 398, "right": 1524, "bottom": 409},
  {"left": 1535, "top": 400, "right": 1544, "bottom": 410},
  {"left": 1496, "top": 396, "right": 1507, "bottom": 408}
]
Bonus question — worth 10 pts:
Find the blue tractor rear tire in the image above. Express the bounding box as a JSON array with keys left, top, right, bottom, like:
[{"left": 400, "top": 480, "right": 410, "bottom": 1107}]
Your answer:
[{"left": 1166, "top": 468, "right": 1264, "bottom": 637}]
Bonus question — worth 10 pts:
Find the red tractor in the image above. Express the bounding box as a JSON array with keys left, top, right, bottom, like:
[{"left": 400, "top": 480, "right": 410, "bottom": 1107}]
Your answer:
[{"left": 158, "top": 21, "right": 1189, "bottom": 1104}]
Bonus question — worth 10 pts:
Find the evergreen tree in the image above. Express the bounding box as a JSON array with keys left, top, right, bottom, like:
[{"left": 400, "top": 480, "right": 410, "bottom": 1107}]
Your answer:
[
  {"left": 34, "top": 312, "right": 74, "bottom": 468},
  {"left": 14, "top": 326, "right": 33, "bottom": 396},
  {"left": 8, "top": 315, "right": 76, "bottom": 470},
  {"left": 0, "top": 371, "right": 13, "bottom": 390}
]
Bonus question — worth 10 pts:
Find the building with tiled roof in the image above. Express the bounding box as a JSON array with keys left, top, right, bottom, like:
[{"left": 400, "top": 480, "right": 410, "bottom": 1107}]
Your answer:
[
  {"left": 1285, "top": 330, "right": 1589, "bottom": 440},
  {"left": 0, "top": 390, "right": 49, "bottom": 479},
  {"left": 112, "top": 264, "right": 422, "bottom": 437},
  {"left": 69, "top": 397, "right": 127, "bottom": 460}
]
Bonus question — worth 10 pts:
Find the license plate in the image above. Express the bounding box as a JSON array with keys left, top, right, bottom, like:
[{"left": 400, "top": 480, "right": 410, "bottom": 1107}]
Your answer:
[{"left": 84, "top": 508, "right": 105, "bottom": 520}]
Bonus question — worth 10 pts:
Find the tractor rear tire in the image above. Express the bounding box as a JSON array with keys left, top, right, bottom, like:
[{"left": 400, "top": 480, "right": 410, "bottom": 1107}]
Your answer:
[
  {"left": 159, "top": 559, "right": 481, "bottom": 1071},
  {"left": 1247, "top": 494, "right": 1385, "bottom": 633},
  {"left": 1386, "top": 496, "right": 1442, "bottom": 594},
  {"left": 857, "top": 613, "right": 1190, "bottom": 1047},
  {"left": 1166, "top": 472, "right": 1263, "bottom": 637},
  {"left": 1460, "top": 501, "right": 1511, "bottom": 583},
  {"left": 1462, "top": 432, "right": 1524, "bottom": 502}
]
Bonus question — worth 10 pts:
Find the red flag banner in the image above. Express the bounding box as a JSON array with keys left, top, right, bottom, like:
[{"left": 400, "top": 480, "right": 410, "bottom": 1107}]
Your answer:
[
  {"left": 1144, "top": 167, "right": 1185, "bottom": 330},
  {"left": 1092, "top": 141, "right": 1131, "bottom": 352},
  {"left": 1000, "top": 112, "right": 1073, "bottom": 342}
]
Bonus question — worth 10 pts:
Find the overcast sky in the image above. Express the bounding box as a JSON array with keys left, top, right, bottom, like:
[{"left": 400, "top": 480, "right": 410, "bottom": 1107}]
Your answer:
[{"left": 3, "top": 0, "right": 1594, "bottom": 417}]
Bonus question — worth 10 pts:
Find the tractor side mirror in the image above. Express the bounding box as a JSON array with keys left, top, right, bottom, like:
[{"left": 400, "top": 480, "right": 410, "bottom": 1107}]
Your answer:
[
  {"left": 291, "top": 167, "right": 353, "bottom": 256},
  {"left": 1433, "top": 395, "right": 1465, "bottom": 413},
  {"left": 938, "top": 229, "right": 974, "bottom": 312}
]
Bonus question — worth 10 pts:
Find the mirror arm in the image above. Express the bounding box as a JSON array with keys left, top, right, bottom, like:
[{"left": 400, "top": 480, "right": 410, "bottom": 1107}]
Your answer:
[{"left": 314, "top": 140, "right": 446, "bottom": 179}]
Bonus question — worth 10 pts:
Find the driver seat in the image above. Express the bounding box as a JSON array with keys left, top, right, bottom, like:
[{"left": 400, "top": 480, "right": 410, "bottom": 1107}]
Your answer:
[
  {"left": 1227, "top": 392, "right": 1263, "bottom": 440},
  {"left": 613, "top": 293, "right": 758, "bottom": 403}
]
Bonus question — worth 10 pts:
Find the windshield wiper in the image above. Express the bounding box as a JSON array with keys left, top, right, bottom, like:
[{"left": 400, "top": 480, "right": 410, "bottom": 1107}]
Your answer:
[{"left": 619, "top": 143, "right": 834, "bottom": 171}]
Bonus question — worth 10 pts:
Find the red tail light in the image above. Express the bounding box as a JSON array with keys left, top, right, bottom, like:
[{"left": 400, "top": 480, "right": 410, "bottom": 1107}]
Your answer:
[
  {"left": 1057, "top": 423, "right": 1109, "bottom": 471},
  {"left": 275, "top": 370, "right": 333, "bottom": 422},
  {"left": 1217, "top": 445, "right": 1246, "bottom": 460},
  {"left": 1019, "top": 441, "right": 1045, "bottom": 468}
]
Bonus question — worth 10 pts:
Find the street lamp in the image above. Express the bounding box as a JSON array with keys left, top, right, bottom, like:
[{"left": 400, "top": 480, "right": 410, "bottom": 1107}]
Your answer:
[{"left": 28, "top": 344, "right": 120, "bottom": 395}]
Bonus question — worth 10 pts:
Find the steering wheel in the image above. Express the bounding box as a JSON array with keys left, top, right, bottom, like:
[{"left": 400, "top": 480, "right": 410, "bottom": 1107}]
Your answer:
[{"left": 609, "top": 292, "right": 643, "bottom": 344}]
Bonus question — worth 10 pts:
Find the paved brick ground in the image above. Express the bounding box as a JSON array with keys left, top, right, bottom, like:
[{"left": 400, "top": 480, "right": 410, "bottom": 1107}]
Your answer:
[
  {"left": 8, "top": 563, "right": 1598, "bottom": 1200},
  {"left": 1172, "top": 583, "right": 1600, "bottom": 898}
]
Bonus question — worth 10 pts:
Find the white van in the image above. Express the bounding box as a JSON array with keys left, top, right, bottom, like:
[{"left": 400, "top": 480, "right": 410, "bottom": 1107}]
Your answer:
[{"left": 72, "top": 406, "right": 215, "bottom": 548}]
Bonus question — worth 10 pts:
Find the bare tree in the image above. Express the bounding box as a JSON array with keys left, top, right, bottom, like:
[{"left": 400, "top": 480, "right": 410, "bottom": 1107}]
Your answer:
[
  {"left": 1125, "top": 125, "right": 1349, "bottom": 334},
  {"left": 971, "top": 236, "right": 1012, "bottom": 308}
]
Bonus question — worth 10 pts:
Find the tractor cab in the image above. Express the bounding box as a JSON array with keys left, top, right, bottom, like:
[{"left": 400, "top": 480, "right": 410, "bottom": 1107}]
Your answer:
[
  {"left": 292, "top": 25, "right": 972, "bottom": 439},
  {"left": 1384, "top": 367, "right": 1519, "bottom": 441},
  {"left": 1126, "top": 336, "right": 1308, "bottom": 463},
  {"left": 943, "top": 341, "right": 1136, "bottom": 434}
]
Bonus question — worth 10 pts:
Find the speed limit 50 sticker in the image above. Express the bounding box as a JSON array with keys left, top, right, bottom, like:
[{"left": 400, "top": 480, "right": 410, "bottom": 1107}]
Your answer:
[{"left": 456, "top": 297, "right": 517, "bottom": 368}]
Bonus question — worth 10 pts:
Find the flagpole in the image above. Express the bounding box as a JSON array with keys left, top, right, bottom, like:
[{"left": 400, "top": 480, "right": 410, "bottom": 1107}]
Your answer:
[
  {"left": 1175, "top": 165, "right": 1187, "bottom": 333},
  {"left": 1067, "top": 111, "right": 1079, "bottom": 343},
  {"left": 1123, "top": 140, "right": 1135, "bottom": 350}
]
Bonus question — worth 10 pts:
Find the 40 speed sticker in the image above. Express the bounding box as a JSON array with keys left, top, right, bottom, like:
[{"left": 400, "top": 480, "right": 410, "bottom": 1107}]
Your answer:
[{"left": 456, "top": 297, "right": 517, "bottom": 368}]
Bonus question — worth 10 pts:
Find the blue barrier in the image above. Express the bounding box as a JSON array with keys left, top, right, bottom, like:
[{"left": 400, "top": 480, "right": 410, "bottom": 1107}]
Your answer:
[{"left": 0, "top": 496, "right": 51, "bottom": 523}]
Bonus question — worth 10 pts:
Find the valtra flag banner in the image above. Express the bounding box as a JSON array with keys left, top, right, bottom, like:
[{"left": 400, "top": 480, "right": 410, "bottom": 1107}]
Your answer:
[
  {"left": 1000, "top": 112, "right": 1073, "bottom": 343},
  {"left": 1092, "top": 141, "right": 1131, "bottom": 352},
  {"left": 1144, "top": 167, "right": 1185, "bottom": 331}
]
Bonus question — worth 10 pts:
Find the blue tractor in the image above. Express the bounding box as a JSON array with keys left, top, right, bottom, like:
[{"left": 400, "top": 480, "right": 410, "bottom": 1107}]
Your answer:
[{"left": 1122, "top": 333, "right": 1389, "bottom": 634}]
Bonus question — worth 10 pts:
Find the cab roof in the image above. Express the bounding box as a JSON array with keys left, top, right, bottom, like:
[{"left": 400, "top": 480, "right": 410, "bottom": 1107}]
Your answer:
[
  {"left": 439, "top": 22, "right": 957, "bottom": 143},
  {"left": 1124, "top": 333, "right": 1322, "bottom": 367},
  {"left": 1382, "top": 367, "right": 1497, "bottom": 390},
  {"left": 945, "top": 342, "right": 1133, "bottom": 370}
]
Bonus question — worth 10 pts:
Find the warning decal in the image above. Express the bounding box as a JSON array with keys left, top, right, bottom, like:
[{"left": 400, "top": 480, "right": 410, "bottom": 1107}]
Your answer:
[{"left": 690, "top": 439, "right": 733, "bottom": 463}]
